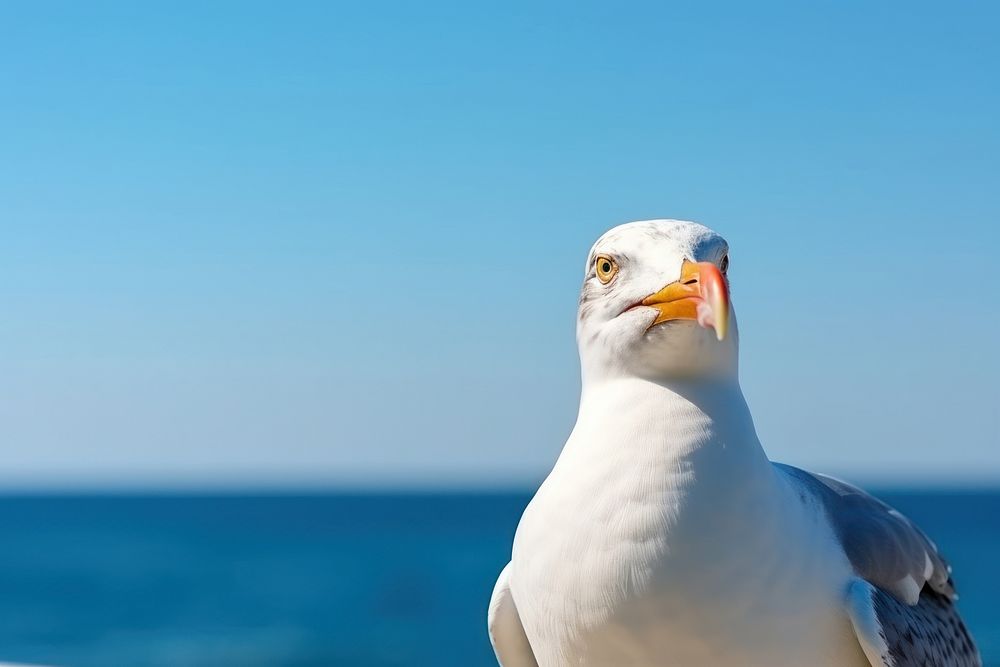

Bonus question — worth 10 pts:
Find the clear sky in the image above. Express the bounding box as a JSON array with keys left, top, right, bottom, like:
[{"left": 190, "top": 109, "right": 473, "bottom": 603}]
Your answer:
[{"left": 1, "top": 1, "right": 997, "bottom": 488}]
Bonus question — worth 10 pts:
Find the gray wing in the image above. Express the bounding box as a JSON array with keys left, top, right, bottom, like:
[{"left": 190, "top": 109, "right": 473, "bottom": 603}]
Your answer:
[
  {"left": 775, "top": 464, "right": 981, "bottom": 667},
  {"left": 488, "top": 563, "right": 538, "bottom": 667},
  {"left": 776, "top": 463, "right": 953, "bottom": 603},
  {"left": 846, "top": 579, "right": 980, "bottom": 667}
]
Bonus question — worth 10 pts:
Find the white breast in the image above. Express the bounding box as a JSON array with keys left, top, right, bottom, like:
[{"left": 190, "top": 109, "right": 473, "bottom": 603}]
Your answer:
[{"left": 509, "top": 381, "right": 868, "bottom": 667}]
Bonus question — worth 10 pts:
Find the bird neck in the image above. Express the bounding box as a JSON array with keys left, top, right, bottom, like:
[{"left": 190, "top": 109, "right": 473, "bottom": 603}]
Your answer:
[{"left": 564, "top": 375, "right": 773, "bottom": 495}]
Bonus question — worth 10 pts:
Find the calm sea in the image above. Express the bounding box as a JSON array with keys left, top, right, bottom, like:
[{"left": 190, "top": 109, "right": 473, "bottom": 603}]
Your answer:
[{"left": 0, "top": 491, "right": 996, "bottom": 666}]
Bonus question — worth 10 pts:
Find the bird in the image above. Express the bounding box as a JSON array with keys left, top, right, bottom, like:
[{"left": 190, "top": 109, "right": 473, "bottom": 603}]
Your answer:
[{"left": 487, "top": 219, "right": 980, "bottom": 667}]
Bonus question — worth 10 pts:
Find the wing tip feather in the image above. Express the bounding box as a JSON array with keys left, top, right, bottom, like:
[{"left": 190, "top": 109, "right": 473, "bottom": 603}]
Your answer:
[{"left": 846, "top": 579, "right": 894, "bottom": 667}]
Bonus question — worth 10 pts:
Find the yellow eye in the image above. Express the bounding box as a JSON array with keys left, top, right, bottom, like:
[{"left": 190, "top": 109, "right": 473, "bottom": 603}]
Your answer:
[{"left": 595, "top": 255, "right": 618, "bottom": 284}]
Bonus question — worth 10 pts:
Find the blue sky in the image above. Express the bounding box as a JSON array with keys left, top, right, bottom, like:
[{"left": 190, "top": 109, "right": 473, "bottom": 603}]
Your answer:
[{"left": 1, "top": 1, "right": 997, "bottom": 487}]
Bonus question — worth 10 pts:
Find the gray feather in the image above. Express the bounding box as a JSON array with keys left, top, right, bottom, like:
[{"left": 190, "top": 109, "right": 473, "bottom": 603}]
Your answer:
[
  {"left": 776, "top": 463, "right": 954, "bottom": 603},
  {"left": 871, "top": 586, "right": 980, "bottom": 666}
]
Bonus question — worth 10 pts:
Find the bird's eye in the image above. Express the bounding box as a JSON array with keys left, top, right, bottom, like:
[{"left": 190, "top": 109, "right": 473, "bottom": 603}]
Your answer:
[
  {"left": 595, "top": 255, "right": 619, "bottom": 284},
  {"left": 720, "top": 254, "right": 729, "bottom": 275}
]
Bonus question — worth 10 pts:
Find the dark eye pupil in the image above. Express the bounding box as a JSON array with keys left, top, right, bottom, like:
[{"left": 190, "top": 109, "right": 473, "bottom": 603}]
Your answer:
[{"left": 601, "top": 262, "right": 611, "bottom": 273}]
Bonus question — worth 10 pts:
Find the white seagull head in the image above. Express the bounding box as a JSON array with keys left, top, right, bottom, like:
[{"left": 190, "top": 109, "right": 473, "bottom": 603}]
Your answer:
[{"left": 577, "top": 219, "right": 737, "bottom": 383}]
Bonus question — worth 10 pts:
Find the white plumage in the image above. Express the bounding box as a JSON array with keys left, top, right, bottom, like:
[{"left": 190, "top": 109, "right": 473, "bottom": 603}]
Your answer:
[{"left": 488, "top": 220, "right": 979, "bottom": 667}]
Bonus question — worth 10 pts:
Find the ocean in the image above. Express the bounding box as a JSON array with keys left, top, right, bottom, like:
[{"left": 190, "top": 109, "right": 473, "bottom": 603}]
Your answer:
[{"left": 0, "top": 491, "right": 996, "bottom": 666}]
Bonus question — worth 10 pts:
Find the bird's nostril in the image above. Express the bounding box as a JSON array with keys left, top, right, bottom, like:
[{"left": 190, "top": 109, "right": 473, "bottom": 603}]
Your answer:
[{"left": 683, "top": 279, "right": 698, "bottom": 285}]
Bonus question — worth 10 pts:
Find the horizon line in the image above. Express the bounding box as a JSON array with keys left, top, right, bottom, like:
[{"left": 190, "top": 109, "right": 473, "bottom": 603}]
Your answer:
[{"left": 0, "top": 474, "right": 997, "bottom": 495}]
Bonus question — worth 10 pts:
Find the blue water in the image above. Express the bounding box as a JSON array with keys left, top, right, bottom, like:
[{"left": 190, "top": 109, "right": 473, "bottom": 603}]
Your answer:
[{"left": 0, "top": 491, "right": 996, "bottom": 666}]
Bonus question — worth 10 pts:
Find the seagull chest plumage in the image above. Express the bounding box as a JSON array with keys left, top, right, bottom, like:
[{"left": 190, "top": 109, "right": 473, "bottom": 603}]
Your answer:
[
  {"left": 510, "top": 377, "right": 864, "bottom": 667},
  {"left": 488, "top": 220, "right": 980, "bottom": 667}
]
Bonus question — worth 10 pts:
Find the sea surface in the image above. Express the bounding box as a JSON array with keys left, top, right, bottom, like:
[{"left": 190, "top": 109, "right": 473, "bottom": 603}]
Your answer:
[{"left": 0, "top": 490, "right": 996, "bottom": 666}]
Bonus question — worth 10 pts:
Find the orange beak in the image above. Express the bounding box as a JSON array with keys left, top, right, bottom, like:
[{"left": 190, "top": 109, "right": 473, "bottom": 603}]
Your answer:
[{"left": 640, "top": 260, "right": 730, "bottom": 341}]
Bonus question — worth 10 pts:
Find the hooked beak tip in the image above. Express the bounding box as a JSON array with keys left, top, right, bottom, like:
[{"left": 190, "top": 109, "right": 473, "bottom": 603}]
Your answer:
[{"left": 695, "top": 262, "right": 730, "bottom": 341}]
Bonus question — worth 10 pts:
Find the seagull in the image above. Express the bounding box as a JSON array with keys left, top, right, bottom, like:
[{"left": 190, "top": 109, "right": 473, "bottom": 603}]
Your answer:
[{"left": 488, "top": 220, "right": 980, "bottom": 667}]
